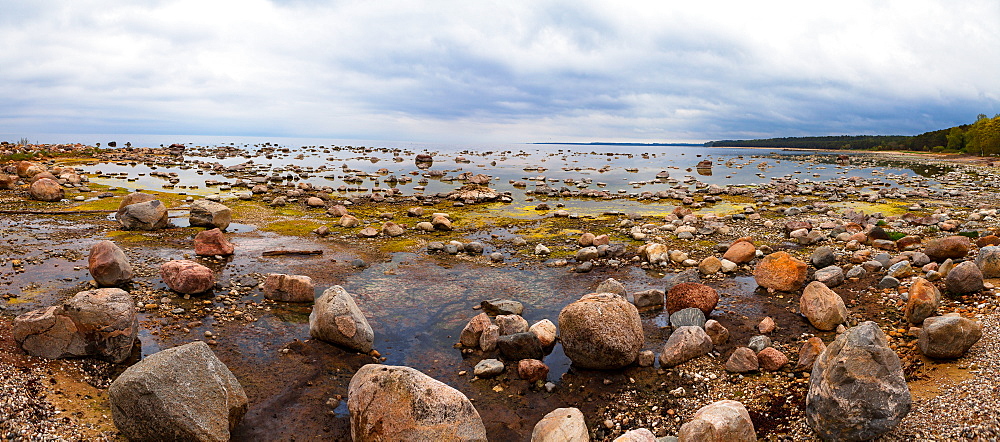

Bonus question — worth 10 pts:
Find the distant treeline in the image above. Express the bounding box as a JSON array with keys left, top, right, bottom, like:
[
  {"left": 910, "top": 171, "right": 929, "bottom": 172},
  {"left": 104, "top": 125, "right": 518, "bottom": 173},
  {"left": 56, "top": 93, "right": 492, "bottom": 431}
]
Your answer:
[{"left": 707, "top": 114, "right": 1000, "bottom": 156}]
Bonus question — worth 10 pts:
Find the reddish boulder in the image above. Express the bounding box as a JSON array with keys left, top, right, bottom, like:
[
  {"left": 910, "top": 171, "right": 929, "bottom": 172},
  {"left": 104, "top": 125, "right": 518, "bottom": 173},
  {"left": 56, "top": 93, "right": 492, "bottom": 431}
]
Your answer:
[
  {"left": 160, "top": 260, "right": 215, "bottom": 294},
  {"left": 28, "top": 177, "right": 64, "bottom": 202},
  {"left": 517, "top": 359, "right": 549, "bottom": 383},
  {"left": 793, "top": 337, "right": 827, "bottom": 372},
  {"left": 903, "top": 277, "right": 940, "bottom": 324},
  {"left": 757, "top": 347, "right": 789, "bottom": 371},
  {"left": 0, "top": 174, "right": 17, "bottom": 189},
  {"left": 88, "top": 240, "right": 133, "bottom": 287},
  {"left": 753, "top": 252, "right": 808, "bottom": 292},
  {"left": 194, "top": 228, "right": 235, "bottom": 256},
  {"left": 924, "top": 236, "right": 971, "bottom": 261},
  {"left": 666, "top": 282, "right": 719, "bottom": 316},
  {"left": 723, "top": 240, "right": 756, "bottom": 264}
]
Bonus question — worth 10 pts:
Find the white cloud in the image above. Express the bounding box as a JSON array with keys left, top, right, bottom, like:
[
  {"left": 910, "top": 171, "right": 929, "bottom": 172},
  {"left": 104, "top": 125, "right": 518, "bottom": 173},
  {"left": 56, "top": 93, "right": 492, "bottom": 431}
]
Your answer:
[{"left": 0, "top": 0, "right": 998, "bottom": 143}]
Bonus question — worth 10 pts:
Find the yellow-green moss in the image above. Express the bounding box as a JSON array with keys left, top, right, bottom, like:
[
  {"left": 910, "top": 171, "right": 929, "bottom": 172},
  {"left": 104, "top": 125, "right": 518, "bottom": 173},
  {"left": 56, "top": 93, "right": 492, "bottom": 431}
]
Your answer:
[{"left": 261, "top": 219, "right": 323, "bottom": 237}]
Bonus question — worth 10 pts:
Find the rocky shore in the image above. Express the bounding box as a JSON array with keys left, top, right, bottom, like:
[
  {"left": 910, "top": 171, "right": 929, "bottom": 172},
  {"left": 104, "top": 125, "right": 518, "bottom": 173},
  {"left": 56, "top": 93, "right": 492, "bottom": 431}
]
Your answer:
[{"left": 1, "top": 141, "right": 999, "bottom": 441}]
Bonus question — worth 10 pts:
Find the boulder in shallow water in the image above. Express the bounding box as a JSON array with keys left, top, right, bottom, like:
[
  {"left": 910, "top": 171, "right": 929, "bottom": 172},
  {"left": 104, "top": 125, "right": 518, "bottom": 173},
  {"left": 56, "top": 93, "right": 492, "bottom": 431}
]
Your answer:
[
  {"left": 309, "top": 285, "right": 374, "bottom": 353},
  {"left": 263, "top": 273, "right": 315, "bottom": 302},
  {"left": 88, "top": 240, "right": 133, "bottom": 287},
  {"left": 348, "top": 364, "right": 487, "bottom": 442},
  {"left": 193, "top": 228, "right": 234, "bottom": 256},
  {"left": 109, "top": 341, "right": 247, "bottom": 442},
  {"left": 160, "top": 260, "right": 215, "bottom": 294},
  {"left": 189, "top": 199, "right": 232, "bottom": 230},
  {"left": 117, "top": 199, "right": 168, "bottom": 230},
  {"left": 558, "top": 293, "right": 643, "bottom": 369}
]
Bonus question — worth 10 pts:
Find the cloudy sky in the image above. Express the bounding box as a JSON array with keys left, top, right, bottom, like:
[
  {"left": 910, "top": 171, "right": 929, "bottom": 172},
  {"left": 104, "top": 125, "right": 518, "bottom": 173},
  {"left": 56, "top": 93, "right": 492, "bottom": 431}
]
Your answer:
[{"left": 1, "top": 0, "right": 998, "bottom": 144}]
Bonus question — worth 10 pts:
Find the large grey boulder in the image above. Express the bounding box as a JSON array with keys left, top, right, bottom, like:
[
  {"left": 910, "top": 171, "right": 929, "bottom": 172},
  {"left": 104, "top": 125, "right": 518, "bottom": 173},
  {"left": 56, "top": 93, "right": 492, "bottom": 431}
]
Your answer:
[
  {"left": 117, "top": 199, "right": 168, "bottom": 230},
  {"left": 918, "top": 314, "right": 983, "bottom": 359},
  {"left": 13, "top": 288, "right": 137, "bottom": 363},
  {"left": 348, "top": 364, "right": 487, "bottom": 442},
  {"left": 531, "top": 407, "right": 589, "bottom": 442},
  {"left": 806, "top": 321, "right": 910, "bottom": 441},
  {"left": 189, "top": 199, "right": 232, "bottom": 230},
  {"left": 309, "top": 285, "right": 374, "bottom": 353},
  {"left": 108, "top": 341, "right": 248, "bottom": 442},
  {"left": 88, "top": 240, "right": 133, "bottom": 287},
  {"left": 678, "top": 400, "right": 756, "bottom": 442},
  {"left": 558, "top": 293, "right": 643, "bottom": 369}
]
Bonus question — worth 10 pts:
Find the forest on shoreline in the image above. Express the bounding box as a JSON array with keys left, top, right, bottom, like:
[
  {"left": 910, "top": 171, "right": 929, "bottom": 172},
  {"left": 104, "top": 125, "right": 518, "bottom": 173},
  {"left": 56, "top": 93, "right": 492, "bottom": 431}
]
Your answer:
[{"left": 708, "top": 114, "right": 1000, "bottom": 156}]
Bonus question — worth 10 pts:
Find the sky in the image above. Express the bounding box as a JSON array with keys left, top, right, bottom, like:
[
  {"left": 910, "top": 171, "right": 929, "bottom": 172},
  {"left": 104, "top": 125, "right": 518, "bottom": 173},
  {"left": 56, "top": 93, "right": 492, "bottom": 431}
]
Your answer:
[{"left": 1, "top": 0, "right": 998, "bottom": 144}]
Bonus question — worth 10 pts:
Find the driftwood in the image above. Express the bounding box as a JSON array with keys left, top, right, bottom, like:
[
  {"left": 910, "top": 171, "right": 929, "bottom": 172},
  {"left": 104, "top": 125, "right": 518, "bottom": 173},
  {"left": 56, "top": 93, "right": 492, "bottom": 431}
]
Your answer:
[
  {"left": 0, "top": 209, "right": 116, "bottom": 215},
  {"left": 261, "top": 250, "right": 323, "bottom": 257}
]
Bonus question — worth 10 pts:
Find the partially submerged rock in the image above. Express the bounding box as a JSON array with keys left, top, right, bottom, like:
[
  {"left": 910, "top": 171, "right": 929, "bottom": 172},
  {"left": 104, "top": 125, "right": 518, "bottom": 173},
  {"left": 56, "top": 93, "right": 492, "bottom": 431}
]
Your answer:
[
  {"left": 262, "top": 273, "right": 315, "bottom": 302},
  {"left": 160, "top": 260, "right": 215, "bottom": 294},
  {"left": 189, "top": 199, "right": 232, "bottom": 230},
  {"left": 558, "top": 293, "right": 643, "bottom": 369},
  {"left": 88, "top": 240, "right": 133, "bottom": 287},
  {"left": 309, "top": 285, "right": 374, "bottom": 353}
]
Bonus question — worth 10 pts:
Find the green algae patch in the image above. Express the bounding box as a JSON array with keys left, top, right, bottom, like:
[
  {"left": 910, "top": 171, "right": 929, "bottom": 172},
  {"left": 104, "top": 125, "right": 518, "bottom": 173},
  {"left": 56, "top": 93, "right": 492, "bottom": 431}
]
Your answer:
[
  {"left": 833, "top": 201, "right": 910, "bottom": 216},
  {"left": 261, "top": 219, "right": 323, "bottom": 237}
]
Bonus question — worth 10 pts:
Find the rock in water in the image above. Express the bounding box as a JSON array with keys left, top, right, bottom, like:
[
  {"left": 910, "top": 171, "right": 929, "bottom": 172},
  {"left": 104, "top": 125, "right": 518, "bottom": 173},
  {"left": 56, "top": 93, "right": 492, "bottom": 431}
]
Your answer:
[
  {"left": 189, "top": 199, "right": 232, "bottom": 230},
  {"left": 262, "top": 273, "right": 315, "bottom": 302},
  {"left": 117, "top": 199, "right": 169, "bottom": 230},
  {"left": 678, "top": 400, "right": 756, "bottom": 442},
  {"left": 806, "top": 321, "right": 910, "bottom": 441},
  {"left": 88, "top": 240, "right": 133, "bottom": 287},
  {"left": 918, "top": 314, "right": 983, "bottom": 359},
  {"left": 460, "top": 313, "right": 492, "bottom": 348},
  {"left": 13, "top": 288, "right": 137, "bottom": 363},
  {"left": 348, "top": 364, "right": 487, "bottom": 442},
  {"left": 193, "top": 228, "right": 235, "bottom": 256},
  {"left": 109, "top": 341, "right": 248, "bottom": 442},
  {"left": 531, "top": 407, "right": 588, "bottom": 442},
  {"left": 754, "top": 251, "right": 808, "bottom": 292},
  {"left": 309, "top": 285, "right": 374, "bottom": 353},
  {"left": 799, "top": 281, "right": 848, "bottom": 331},
  {"left": 160, "top": 260, "right": 215, "bottom": 294},
  {"left": 28, "top": 177, "right": 64, "bottom": 201},
  {"left": 558, "top": 293, "right": 643, "bottom": 369},
  {"left": 596, "top": 277, "right": 627, "bottom": 297}
]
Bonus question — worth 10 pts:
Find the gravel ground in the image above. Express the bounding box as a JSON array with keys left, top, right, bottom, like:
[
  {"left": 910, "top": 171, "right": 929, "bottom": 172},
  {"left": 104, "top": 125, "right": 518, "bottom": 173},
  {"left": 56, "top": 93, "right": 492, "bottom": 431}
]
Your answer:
[{"left": 881, "top": 310, "right": 1000, "bottom": 441}]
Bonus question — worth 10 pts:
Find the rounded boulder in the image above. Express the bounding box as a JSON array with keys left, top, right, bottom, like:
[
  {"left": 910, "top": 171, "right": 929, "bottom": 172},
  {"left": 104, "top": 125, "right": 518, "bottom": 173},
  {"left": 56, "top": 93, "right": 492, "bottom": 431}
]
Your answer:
[{"left": 558, "top": 293, "right": 643, "bottom": 369}]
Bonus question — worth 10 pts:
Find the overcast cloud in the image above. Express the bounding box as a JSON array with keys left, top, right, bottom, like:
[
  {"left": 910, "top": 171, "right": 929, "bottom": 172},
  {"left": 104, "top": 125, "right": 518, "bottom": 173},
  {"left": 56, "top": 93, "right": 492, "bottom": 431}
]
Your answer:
[{"left": 1, "top": 0, "right": 998, "bottom": 143}]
